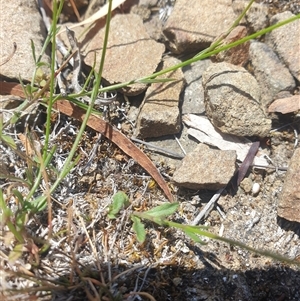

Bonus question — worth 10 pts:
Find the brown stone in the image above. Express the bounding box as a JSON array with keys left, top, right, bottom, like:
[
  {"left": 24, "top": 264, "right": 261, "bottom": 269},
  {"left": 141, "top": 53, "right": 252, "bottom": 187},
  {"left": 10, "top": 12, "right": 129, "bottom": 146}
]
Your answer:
[
  {"left": 172, "top": 144, "right": 237, "bottom": 190},
  {"left": 83, "top": 13, "right": 165, "bottom": 95},
  {"left": 278, "top": 148, "right": 300, "bottom": 223},
  {"left": 268, "top": 95, "right": 300, "bottom": 114},
  {"left": 163, "top": 0, "right": 236, "bottom": 54},
  {"left": 134, "top": 56, "right": 184, "bottom": 138},
  {"left": 0, "top": 0, "right": 49, "bottom": 81},
  {"left": 211, "top": 26, "right": 250, "bottom": 67}
]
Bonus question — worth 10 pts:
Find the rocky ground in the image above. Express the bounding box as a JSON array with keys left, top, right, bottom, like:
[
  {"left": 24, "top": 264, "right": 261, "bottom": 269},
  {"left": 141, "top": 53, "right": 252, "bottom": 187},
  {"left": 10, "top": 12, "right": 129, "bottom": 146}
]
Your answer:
[{"left": 0, "top": 0, "right": 300, "bottom": 300}]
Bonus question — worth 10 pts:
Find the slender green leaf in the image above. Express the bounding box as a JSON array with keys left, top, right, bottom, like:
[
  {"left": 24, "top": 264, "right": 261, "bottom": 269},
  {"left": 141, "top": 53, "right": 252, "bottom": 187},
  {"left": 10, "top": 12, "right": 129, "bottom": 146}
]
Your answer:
[
  {"left": 25, "top": 167, "right": 34, "bottom": 186},
  {"left": 131, "top": 216, "right": 146, "bottom": 243},
  {"left": 5, "top": 219, "right": 24, "bottom": 243},
  {"left": 36, "top": 61, "right": 49, "bottom": 68},
  {"left": 25, "top": 84, "right": 38, "bottom": 95},
  {"left": 0, "top": 189, "right": 12, "bottom": 218},
  {"left": 30, "top": 195, "right": 47, "bottom": 213},
  {"left": 166, "top": 221, "right": 300, "bottom": 265},
  {"left": 30, "top": 39, "right": 37, "bottom": 64},
  {"left": 8, "top": 243, "right": 24, "bottom": 264},
  {"left": 12, "top": 189, "right": 24, "bottom": 206},
  {"left": 135, "top": 77, "right": 176, "bottom": 84},
  {"left": 0, "top": 173, "right": 31, "bottom": 186},
  {"left": 15, "top": 211, "right": 27, "bottom": 230},
  {"left": 142, "top": 203, "right": 179, "bottom": 218},
  {"left": 107, "top": 191, "right": 130, "bottom": 219},
  {"left": 184, "top": 229, "right": 206, "bottom": 245},
  {"left": 1, "top": 134, "right": 17, "bottom": 149}
]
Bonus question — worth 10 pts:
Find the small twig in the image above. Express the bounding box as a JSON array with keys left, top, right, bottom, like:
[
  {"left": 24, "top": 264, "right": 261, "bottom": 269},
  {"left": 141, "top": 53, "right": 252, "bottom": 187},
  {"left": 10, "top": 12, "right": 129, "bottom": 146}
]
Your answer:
[
  {"left": 110, "top": 264, "right": 145, "bottom": 283},
  {"left": 131, "top": 137, "right": 184, "bottom": 159},
  {"left": 69, "top": 0, "right": 81, "bottom": 22},
  {"left": 79, "top": 133, "right": 102, "bottom": 175},
  {"left": 76, "top": 209, "right": 106, "bottom": 285},
  {"left": 191, "top": 188, "right": 225, "bottom": 225},
  {"left": 174, "top": 134, "right": 186, "bottom": 155},
  {"left": 126, "top": 291, "right": 157, "bottom": 301},
  {"left": 134, "top": 264, "right": 157, "bottom": 299},
  {"left": 251, "top": 164, "right": 287, "bottom": 171},
  {"left": 216, "top": 205, "right": 226, "bottom": 219},
  {"left": 291, "top": 125, "right": 299, "bottom": 148}
]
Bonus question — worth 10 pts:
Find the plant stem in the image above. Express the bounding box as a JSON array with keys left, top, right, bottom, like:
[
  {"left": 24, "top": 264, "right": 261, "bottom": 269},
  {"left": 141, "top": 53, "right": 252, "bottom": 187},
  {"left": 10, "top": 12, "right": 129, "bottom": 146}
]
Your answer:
[{"left": 93, "top": 13, "right": 299, "bottom": 94}]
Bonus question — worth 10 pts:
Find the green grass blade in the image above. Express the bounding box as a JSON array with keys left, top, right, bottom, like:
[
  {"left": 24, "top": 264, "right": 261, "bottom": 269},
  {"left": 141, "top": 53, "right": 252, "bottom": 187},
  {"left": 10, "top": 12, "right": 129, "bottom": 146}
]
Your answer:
[{"left": 131, "top": 216, "right": 146, "bottom": 243}]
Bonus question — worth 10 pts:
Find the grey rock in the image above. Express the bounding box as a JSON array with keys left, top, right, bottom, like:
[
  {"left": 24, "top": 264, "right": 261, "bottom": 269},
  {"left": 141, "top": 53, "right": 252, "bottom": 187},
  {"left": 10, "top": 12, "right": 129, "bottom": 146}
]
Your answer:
[
  {"left": 232, "top": 0, "right": 269, "bottom": 32},
  {"left": 143, "top": 13, "right": 165, "bottom": 42},
  {"left": 202, "top": 62, "right": 272, "bottom": 137},
  {"left": 139, "top": 0, "right": 158, "bottom": 7},
  {"left": 134, "top": 56, "right": 184, "bottom": 138},
  {"left": 131, "top": 4, "right": 151, "bottom": 21},
  {"left": 278, "top": 148, "right": 300, "bottom": 223},
  {"left": 0, "top": 0, "right": 49, "bottom": 81},
  {"left": 138, "top": 123, "right": 198, "bottom": 170},
  {"left": 83, "top": 13, "right": 165, "bottom": 95},
  {"left": 249, "top": 41, "right": 295, "bottom": 108},
  {"left": 211, "top": 25, "right": 250, "bottom": 67},
  {"left": 172, "top": 144, "right": 237, "bottom": 190},
  {"left": 265, "top": 11, "right": 300, "bottom": 82},
  {"left": 163, "top": 0, "right": 236, "bottom": 54},
  {"left": 182, "top": 59, "right": 211, "bottom": 114}
]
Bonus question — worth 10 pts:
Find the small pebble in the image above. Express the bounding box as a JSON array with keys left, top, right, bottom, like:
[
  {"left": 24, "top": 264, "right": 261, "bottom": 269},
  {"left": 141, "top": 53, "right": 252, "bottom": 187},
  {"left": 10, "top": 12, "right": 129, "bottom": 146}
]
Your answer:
[
  {"left": 240, "top": 177, "right": 253, "bottom": 193},
  {"left": 252, "top": 182, "right": 260, "bottom": 195},
  {"left": 172, "top": 277, "right": 182, "bottom": 286}
]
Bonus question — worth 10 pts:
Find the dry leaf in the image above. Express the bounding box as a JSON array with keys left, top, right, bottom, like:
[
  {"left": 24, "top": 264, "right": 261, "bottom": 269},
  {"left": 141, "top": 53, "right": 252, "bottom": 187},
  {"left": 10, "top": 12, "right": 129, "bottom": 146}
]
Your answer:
[
  {"left": 57, "top": 0, "right": 127, "bottom": 34},
  {"left": 236, "top": 141, "right": 260, "bottom": 186},
  {"left": 0, "top": 82, "right": 173, "bottom": 201},
  {"left": 268, "top": 95, "right": 300, "bottom": 114},
  {"left": 54, "top": 99, "right": 174, "bottom": 202},
  {"left": 183, "top": 114, "right": 269, "bottom": 167},
  {"left": 0, "top": 81, "right": 26, "bottom": 97},
  {"left": 18, "top": 133, "right": 35, "bottom": 157}
]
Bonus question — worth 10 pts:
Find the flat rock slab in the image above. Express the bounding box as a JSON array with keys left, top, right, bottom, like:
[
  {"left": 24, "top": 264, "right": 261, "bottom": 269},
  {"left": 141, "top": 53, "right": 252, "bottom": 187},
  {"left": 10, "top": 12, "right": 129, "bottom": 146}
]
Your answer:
[
  {"left": 163, "top": 0, "right": 236, "bottom": 54},
  {"left": 0, "top": 0, "right": 49, "bottom": 81},
  {"left": 249, "top": 40, "right": 295, "bottom": 108},
  {"left": 138, "top": 124, "right": 198, "bottom": 170},
  {"left": 172, "top": 143, "right": 237, "bottom": 190},
  {"left": 83, "top": 13, "right": 165, "bottom": 95},
  {"left": 202, "top": 62, "right": 272, "bottom": 137},
  {"left": 134, "top": 56, "right": 184, "bottom": 138},
  {"left": 265, "top": 11, "right": 300, "bottom": 82},
  {"left": 278, "top": 148, "right": 300, "bottom": 223}
]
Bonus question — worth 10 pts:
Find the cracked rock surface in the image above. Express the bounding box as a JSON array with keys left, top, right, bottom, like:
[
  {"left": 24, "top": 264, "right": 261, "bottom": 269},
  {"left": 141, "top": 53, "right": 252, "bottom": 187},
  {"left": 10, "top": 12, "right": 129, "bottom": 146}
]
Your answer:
[{"left": 202, "top": 62, "right": 272, "bottom": 137}]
